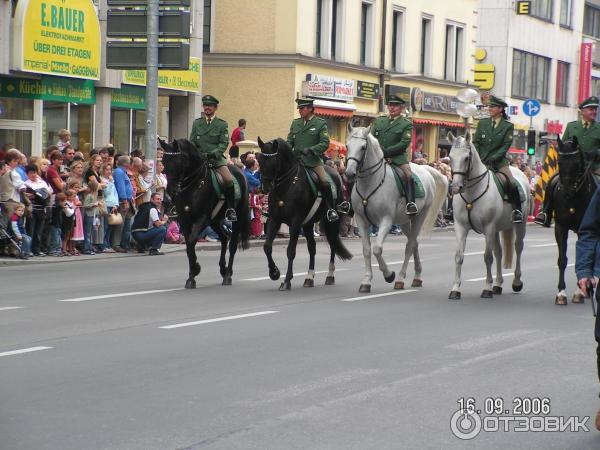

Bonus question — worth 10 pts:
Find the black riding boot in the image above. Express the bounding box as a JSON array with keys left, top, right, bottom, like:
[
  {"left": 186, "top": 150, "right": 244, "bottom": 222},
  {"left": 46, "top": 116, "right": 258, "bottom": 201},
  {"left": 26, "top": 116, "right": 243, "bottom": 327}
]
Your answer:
[
  {"left": 321, "top": 182, "right": 339, "bottom": 222},
  {"left": 405, "top": 178, "right": 418, "bottom": 215},
  {"left": 224, "top": 185, "right": 237, "bottom": 222},
  {"left": 510, "top": 184, "right": 523, "bottom": 223},
  {"left": 533, "top": 175, "right": 558, "bottom": 227}
]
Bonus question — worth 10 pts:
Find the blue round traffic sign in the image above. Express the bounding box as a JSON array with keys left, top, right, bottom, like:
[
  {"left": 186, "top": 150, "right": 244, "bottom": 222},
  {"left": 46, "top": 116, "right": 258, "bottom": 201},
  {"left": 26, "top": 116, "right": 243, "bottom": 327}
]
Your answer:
[{"left": 523, "top": 99, "right": 541, "bottom": 117}]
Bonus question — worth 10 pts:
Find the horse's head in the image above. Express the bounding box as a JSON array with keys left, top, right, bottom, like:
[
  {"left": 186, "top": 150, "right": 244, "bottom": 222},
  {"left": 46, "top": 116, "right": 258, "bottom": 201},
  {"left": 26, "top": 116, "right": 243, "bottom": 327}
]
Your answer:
[
  {"left": 557, "top": 136, "right": 583, "bottom": 199},
  {"left": 160, "top": 138, "right": 205, "bottom": 181},
  {"left": 447, "top": 131, "right": 475, "bottom": 195},
  {"left": 257, "top": 137, "right": 292, "bottom": 193},
  {"left": 345, "top": 124, "right": 374, "bottom": 181}
]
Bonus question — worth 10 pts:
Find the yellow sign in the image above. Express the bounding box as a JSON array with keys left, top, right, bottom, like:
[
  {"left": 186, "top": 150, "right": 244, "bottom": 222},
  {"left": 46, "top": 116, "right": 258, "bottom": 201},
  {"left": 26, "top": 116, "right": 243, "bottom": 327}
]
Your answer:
[
  {"left": 517, "top": 1, "right": 531, "bottom": 15},
  {"left": 474, "top": 48, "right": 495, "bottom": 90},
  {"left": 12, "top": 0, "right": 101, "bottom": 80},
  {"left": 123, "top": 58, "right": 201, "bottom": 93}
]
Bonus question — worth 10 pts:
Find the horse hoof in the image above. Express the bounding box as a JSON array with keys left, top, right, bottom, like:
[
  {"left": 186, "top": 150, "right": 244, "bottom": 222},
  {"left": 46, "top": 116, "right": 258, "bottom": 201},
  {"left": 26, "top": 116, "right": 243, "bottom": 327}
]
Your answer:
[
  {"left": 512, "top": 281, "right": 523, "bottom": 292},
  {"left": 384, "top": 271, "right": 396, "bottom": 283},
  {"left": 269, "top": 268, "right": 281, "bottom": 281},
  {"left": 555, "top": 295, "right": 568, "bottom": 306},
  {"left": 411, "top": 278, "right": 423, "bottom": 288},
  {"left": 448, "top": 291, "right": 461, "bottom": 300},
  {"left": 480, "top": 290, "right": 493, "bottom": 299},
  {"left": 572, "top": 293, "right": 585, "bottom": 304},
  {"left": 325, "top": 276, "right": 335, "bottom": 285},
  {"left": 303, "top": 278, "right": 314, "bottom": 288},
  {"left": 492, "top": 286, "right": 502, "bottom": 295},
  {"left": 394, "top": 281, "right": 404, "bottom": 290},
  {"left": 279, "top": 281, "right": 291, "bottom": 291},
  {"left": 222, "top": 277, "right": 232, "bottom": 286},
  {"left": 359, "top": 284, "right": 371, "bottom": 293},
  {"left": 185, "top": 280, "right": 196, "bottom": 289}
]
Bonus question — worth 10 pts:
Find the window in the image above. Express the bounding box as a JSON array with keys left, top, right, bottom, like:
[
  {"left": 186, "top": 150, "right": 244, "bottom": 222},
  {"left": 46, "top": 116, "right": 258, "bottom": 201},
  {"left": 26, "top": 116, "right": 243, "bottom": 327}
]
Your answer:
[
  {"left": 531, "top": 0, "right": 552, "bottom": 20},
  {"left": 391, "top": 9, "right": 404, "bottom": 71},
  {"left": 203, "top": 0, "right": 211, "bottom": 52},
  {"left": 360, "top": 2, "right": 374, "bottom": 66},
  {"left": 584, "top": 3, "right": 600, "bottom": 38},
  {"left": 591, "top": 77, "right": 600, "bottom": 97},
  {"left": 110, "top": 109, "right": 130, "bottom": 154},
  {"left": 331, "top": 0, "right": 338, "bottom": 60},
  {"left": 560, "top": 0, "right": 571, "bottom": 27},
  {"left": 420, "top": 17, "right": 432, "bottom": 76},
  {"left": 444, "top": 23, "right": 465, "bottom": 82},
  {"left": 555, "top": 61, "right": 569, "bottom": 105},
  {"left": 0, "top": 98, "right": 33, "bottom": 120},
  {"left": 511, "top": 49, "right": 550, "bottom": 101},
  {"left": 316, "top": 0, "right": 322, "bottom": 57}
]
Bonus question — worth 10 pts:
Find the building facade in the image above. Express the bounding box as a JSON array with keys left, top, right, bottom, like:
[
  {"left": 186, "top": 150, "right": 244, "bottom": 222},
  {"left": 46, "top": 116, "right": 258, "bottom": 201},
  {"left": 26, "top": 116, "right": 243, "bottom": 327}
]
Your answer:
[
  {"left": 0, "top": 0, "right": 204, "bottom": 157},
  {"left": 476, "top": 0, "right": 583, "bottom": 156},
  {"left": 203, "top": 0, "right": 478, "bottom": 161}
]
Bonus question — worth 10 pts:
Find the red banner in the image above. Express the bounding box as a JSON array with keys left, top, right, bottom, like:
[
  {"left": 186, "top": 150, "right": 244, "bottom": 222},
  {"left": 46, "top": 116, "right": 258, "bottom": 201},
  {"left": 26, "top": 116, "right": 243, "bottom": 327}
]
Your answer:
[{"left": 578, "top": 43, "right": 593, "bottom": 103}]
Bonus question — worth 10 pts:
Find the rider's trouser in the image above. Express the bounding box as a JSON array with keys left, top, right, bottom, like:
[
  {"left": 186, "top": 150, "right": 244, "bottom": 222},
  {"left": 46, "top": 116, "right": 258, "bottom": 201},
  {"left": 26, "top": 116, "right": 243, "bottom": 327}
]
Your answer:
[
  {"left": 397, "top": 163, "right": 415, "bottom": 205},
  {"left": 215, "top": 164, "right": 235, "bottom": 211},
  {"left": 312, "top": 165, "right": 335, "bottom": 211},
  {"left": 497, "top": 166, "right": 522, "bottom": 213}
]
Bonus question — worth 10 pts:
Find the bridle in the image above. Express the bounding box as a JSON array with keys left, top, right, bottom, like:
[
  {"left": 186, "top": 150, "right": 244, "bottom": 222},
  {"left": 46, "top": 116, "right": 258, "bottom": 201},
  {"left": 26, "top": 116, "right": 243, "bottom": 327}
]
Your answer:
[
  {"left": 260, "top": 145, "right": 298, "bottom": 192},
  {"left": 162, "top": 145, "right": 208, "bottom": 196}
]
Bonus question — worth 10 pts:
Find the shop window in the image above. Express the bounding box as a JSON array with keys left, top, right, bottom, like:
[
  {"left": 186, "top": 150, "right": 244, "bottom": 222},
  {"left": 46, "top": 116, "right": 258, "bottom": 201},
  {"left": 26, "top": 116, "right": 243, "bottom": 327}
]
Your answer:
[
  {"left": 132, "top": 110, "right": 146, "bottom": 153},
  {"left": 0, "top": 98, "right": 34, "bottom": 120},
  {"left": 0, "top": 129, "right": 32, "bottom": 157},
  {"left": 70, "top": 104, "right": 93, "bottom": 156},
  {"left": 111, "top": 109, "right": 130, "bottom": 154},
  {"left": 42, "top": 101, "right": 67, "bottom": 150}
]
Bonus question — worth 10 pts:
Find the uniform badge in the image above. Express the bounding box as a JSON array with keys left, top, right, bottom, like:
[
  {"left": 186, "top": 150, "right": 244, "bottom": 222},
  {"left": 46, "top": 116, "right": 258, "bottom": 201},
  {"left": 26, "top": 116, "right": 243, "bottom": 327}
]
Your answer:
[
  {"left": 310, "top": 128, "right": 316, "bottom": 131},
  {"left": 482, "top": 134, "right": 486, "bottom": 138}
]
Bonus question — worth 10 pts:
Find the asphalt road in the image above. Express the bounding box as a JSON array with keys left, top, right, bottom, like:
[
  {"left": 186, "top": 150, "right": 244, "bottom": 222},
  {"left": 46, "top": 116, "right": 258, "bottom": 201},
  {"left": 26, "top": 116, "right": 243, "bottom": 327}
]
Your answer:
[{"left": 1, "top": 225, "right": 599, "bottom": 450}]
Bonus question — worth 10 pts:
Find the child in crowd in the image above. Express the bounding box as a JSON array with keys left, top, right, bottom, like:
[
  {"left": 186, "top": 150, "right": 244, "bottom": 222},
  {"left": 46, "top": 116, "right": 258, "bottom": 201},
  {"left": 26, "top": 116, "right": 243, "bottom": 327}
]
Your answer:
[
  {"left": 62, "top": 189, "right": 77, "bottom": 256},
  {"left": 66, "top": 180, "right": 84, "bottom": 254},
  {"left": 48, "top": 192, "right": 68, "bottom": 256},
  {"left": 9, "top": 203, "right": 31, "bottom": 259},
  {"left": 82, "top": 179, "right": 100, "bottom": 255}
]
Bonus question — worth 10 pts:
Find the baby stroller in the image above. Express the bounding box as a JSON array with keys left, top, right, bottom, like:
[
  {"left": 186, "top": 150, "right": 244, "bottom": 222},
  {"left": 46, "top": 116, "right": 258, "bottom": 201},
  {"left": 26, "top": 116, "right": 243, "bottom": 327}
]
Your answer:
[{"left": 0, "top": 203, "right": 21, "bottom": 255}]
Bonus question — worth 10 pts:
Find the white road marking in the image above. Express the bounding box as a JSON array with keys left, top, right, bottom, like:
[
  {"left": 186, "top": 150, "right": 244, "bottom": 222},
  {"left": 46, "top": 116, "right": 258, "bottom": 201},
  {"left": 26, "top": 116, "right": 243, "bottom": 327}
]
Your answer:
[
  {"left": 567, "top": 263, "right": 574, "bottom": 267},
  {"left": 466, "top": 273, "right": 513, "bottom": 282},
  {"left": 0, "top": 346, "right": 52, "bottom": 358},
  {"left": 463, "top": 251, "right": 485, "bottom": 256},
  {"left": 58, "top": 288, "right": 185, "bottom": 302},
  {"left": 0, "top": 307, "right": 23, "bottom": 311},
  {"left": 530, "top": 243, "right": 556, "bottom": 248},
  {"left": 341, "top": 290, "right": 418, "bottom": 302},
  {"left": 159, "top": 310, "right": 279, "bottom": 329},
  {"left": 242, "top": 270, "right": 348, "bottom": 282}
]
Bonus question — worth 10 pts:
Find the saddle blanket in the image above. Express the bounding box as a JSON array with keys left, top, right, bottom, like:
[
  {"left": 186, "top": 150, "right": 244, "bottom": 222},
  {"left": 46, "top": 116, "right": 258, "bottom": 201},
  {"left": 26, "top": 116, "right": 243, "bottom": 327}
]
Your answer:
[
  {"left": 210, "top": 170, "right": 242, "bottom": 201},
  {"left": 305, "top": 168, "right": 338, "bottom": 201},
  {"left": 390, "top": 167, "right": 425, "bottom": 198},
  {"left": 492, "top": 172, "right": 527, "bottom": 203}
]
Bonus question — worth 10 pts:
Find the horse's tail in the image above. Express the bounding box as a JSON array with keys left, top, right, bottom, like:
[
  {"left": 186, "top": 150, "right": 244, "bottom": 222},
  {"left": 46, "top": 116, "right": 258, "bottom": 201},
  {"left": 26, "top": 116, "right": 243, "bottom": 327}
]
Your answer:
[
  {"left": 334, "top": 235, "right": 353, "bottom": 261},
  {"left": 420, "top": 166, "right": 449, "bottom": 238},
  {"left": 322, "top": 219, "right": 353, "bottom": 261},
  {"left": 501, "top": 228, "right": 514, "bottom": 269}
]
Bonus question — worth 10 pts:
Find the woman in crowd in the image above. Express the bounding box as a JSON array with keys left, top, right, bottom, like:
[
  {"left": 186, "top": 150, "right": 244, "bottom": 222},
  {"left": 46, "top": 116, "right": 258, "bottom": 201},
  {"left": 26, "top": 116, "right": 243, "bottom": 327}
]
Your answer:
[
  {"left": 23, "top": 164, "right": 52, "bottom": 256},
  {"left": 100, "top": 162, "right": 119, "bottom": 253}
]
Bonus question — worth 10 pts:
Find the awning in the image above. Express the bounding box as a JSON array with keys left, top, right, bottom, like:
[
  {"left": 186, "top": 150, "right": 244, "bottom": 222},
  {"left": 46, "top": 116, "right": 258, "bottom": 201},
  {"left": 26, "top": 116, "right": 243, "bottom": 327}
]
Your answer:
[
  {"left": 313, "top": 99, "right": 356, "bottom": 119},
  {"left": 314, "top": 107, "right": 354, "bottom": 118},
  {"left": 413, "top": 118, "right": 465, "bottom": 128}
]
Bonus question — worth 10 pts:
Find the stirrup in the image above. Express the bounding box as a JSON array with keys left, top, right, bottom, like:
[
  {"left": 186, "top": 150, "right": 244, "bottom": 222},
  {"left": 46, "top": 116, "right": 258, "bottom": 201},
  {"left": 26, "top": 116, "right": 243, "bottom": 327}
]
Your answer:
[
  {"left": 337, "top": 201, "right": 351, "bottom": 214},
  {"left": 225, "top": 208, "right": 238, "bottom": 222},
  {"left": 511, "top": 210, "right": 523, "bottom": 223},
  {"left": 405, "top": 202, "right": 418, "bottom": 215},
  {"left": 326, "top": 208, "right": 339, "bottom": 222}
]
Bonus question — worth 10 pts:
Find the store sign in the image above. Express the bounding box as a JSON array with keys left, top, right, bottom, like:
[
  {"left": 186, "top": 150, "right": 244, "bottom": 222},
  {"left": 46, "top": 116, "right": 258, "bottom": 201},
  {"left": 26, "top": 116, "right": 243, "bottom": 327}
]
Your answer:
[
  {"left": 579, "top": 43, "right": 593, "bottom": 103},
  {"left": 0, "top": 75, "right": 95, "bottom": 104},
  {"left": 384, "top": 85, "right": 410, "bottom": 104},
  {"left": 111, "top": 85, "right": 145, "bottom": 110},
  {"left": 421, "top": 92, "right": 460, "bottom": 115},
  {"left": 474, "top": 48, "right": 495, "bottom": 90},
  {"left": 303, "top": 74, "right": 355, "bottom": 101},
  {"left": 12, "top": 0, "right": 101, "bottom": 80},
  {"left": 356, "top": 81, "right": 379, "bottom": 100},
  {"left": 122, "top": 57, "right": 201, "bottom": 92}
]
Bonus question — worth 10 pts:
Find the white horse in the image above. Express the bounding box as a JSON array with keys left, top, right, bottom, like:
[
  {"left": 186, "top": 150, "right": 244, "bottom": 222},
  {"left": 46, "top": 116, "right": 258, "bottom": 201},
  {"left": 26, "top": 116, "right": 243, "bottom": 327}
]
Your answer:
[
  {"left": 345, "top": 125, "right": 449, "bottom": 293},
  {"left": 447, "top": 132, "right": 529, "bottom": 299}
]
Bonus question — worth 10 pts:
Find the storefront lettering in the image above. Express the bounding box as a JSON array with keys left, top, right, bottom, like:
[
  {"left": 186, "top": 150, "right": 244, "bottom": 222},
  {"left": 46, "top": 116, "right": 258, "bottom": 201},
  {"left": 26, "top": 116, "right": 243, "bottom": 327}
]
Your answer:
[
  {"left": 41, "top": 4, "right": 85, "bottom": 33},
  {"left": 421, "top": 91, "right": 460, "bottom": 115}
]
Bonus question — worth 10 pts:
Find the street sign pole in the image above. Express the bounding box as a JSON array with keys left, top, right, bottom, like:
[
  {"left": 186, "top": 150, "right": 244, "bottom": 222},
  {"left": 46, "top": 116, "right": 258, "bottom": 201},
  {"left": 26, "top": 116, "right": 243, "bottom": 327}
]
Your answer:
[{"left": 145, "top": 0, "right": 159, "bottom": 169}]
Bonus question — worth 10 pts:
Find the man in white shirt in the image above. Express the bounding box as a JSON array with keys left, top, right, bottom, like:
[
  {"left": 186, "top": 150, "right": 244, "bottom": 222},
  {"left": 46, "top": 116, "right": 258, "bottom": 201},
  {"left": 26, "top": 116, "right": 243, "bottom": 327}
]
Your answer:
[{"left": 131, "top": 193, "right": 168, "bottom": 255}]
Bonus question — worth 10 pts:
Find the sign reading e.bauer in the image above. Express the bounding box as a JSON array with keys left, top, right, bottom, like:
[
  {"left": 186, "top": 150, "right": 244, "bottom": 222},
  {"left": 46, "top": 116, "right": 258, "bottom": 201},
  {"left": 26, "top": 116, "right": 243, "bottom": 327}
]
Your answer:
[
  {"left": 122, "top": 57, "right": 201, "bottom": 92},
  {"left": 12, "top": 0, "right": 101, "bottom": 80}
]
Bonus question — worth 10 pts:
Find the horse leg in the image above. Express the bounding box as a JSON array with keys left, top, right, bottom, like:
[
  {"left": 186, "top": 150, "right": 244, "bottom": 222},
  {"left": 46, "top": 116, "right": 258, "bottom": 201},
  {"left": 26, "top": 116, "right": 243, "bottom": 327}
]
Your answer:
[
  {"left": 449, "top": 224, "right": 468, "bottom": 300},
  {"left": 280, "top": 223, "right": 302, "bottom": 291},
  {"left": 322, "top": 219, "right": 340, "bottom": 285},
  {"left": 263, "top": 219, "right": 281, "bottom": 281},
  {"left": 406, "top": 211, "right": 427, "bottom": 288},
  {"left": 213, "top": 220, "right": 236, "bottom": 286},
  {"left": 395, "top": 224, "right": 412, "bottom": 289},
  {"left": 554, "top": 224, "right": 569, "bottom": 305},
  {"left": 492, "top": 232, "right": 503, "bottom": 295},
  {"left": 184, "top": 223, "right": 201, "bottom": 289},
  {"left": 355, "top": 214, "right": 373, "bottom": 293},
  {"left": 480, "top": 233, "right": 494, "bottom": 298},
  {"left": 211, "top": 222, "right": 229, "bottom": 280},
  {"left": 512, "top": 222, "right": 525, "bottom": 293},
  {"left": 411, "top": 238, "right": 423, "bottom": 288},
  {"left": 373, "top": 217, "right": 395, "bottom": 285},
  {"left": 302, "top": 223, "right": 316, "bottom": 288}
]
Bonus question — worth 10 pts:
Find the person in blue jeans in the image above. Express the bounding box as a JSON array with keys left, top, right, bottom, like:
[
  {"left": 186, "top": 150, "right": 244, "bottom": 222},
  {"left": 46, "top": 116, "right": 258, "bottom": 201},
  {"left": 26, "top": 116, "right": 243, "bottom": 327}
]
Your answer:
[
  {"left": 112, "top": 155, "right": 134, "bottom": 252},
  {"left": 131, "top": 193, "right": 168, "bottom": 255}
]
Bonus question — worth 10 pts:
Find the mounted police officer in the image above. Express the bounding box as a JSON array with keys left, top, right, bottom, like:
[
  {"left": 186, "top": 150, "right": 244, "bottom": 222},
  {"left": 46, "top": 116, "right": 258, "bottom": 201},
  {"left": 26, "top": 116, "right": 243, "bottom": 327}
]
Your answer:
[
  {"left": 535, "top": 95, "right": 600, "bottom": 227},
  {"left": 372, "top": 93, "right": 417, "bottom": 215},
  {"left": 190, "top": 94, "right": 237, "bottom": 222},
  {"left": 286, "top": 98, "right": 341, "bottom": 222},
  {"left": 473, "top": 95, "right": 522, "bottom": 223}
]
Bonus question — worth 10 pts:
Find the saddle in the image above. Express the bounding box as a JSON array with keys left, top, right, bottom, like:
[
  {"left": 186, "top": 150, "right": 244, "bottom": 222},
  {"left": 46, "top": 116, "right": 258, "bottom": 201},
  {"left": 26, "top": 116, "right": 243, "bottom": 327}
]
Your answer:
[
  {"left": 209, "top": 169, "right": 242, "bottom": 201},
  {"left": 305, "top": 167, "right": 338, "bottom": 201},
  {"left": 389, "top": 165, "right": 425, "bottom": 198},
  {"left": 492, "top": 171, "right": 526, "bottom": 203}
]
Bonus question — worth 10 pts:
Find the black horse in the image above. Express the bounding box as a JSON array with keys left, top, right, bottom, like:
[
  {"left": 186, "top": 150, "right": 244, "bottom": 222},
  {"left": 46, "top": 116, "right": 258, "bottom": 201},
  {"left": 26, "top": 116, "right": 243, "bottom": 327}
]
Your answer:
[
  {"left": 257, "top": 138, "right": 352, "bottom": 290},
  {"left": 159, "top": 138, "right": 250, "bottom": 288},
  {"left": 552, "top": 136, "right": 596, "bottom": 305}
]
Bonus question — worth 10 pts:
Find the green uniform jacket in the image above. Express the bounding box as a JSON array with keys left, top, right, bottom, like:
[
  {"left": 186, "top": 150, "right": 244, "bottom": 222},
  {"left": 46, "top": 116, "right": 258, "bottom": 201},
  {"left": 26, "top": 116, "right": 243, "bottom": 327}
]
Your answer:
[
  {"left": 473, "top": 117, "right": 514, "bottom": 169},
  {"left": 286, "top": 115, "right": 330, "bottom": 167},
  {"left": 189, "top": 116, "right": 229, "bottom": 167},
  {"left": 372, "top": 115, "right": 412, "bottom": 165},
  {"left": 562, "top": 120, "right": 600, "bottom": 170}
]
